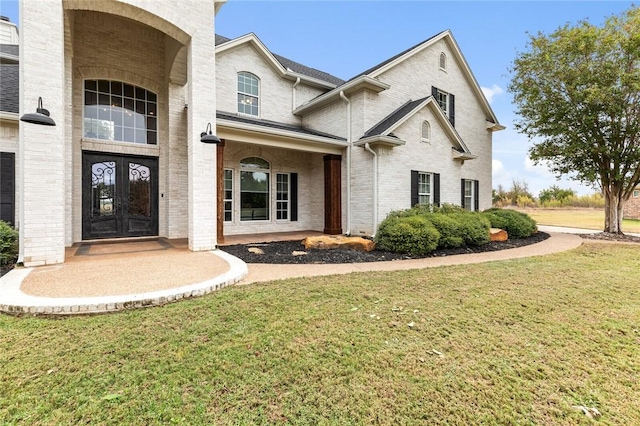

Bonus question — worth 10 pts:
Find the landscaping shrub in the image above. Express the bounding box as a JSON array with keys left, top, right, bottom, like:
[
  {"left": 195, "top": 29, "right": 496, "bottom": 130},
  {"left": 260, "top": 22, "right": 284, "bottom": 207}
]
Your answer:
[
  {"left": 450, "top": 212, "right": 491, "bottom": 246},
  {"left": 423, "top": 213, "right": 465, "bottom": 249},
  {"left": 375, "top": 215, "right": 440, "bottom": 255},
  {"left": 483, "top": 208, "right": 537, "bottom": 238},
  {"left": 0, "top": 221, "right": 18, "bottom": 268}
]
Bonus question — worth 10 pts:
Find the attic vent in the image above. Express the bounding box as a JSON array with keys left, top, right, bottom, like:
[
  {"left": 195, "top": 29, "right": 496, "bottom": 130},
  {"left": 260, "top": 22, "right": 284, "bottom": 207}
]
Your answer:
[
  {"left": 439, "top": 52, "right": 447, "bottom": 71},
  {"left": 421, "top": 121, "right": 431, "bottom": 143}
]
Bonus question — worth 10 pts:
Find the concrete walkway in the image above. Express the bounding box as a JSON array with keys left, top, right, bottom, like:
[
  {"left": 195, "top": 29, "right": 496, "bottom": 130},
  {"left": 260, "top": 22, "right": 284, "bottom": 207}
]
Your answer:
[{"left": 0, "top": 231, "right": 585, "bottom": 316}]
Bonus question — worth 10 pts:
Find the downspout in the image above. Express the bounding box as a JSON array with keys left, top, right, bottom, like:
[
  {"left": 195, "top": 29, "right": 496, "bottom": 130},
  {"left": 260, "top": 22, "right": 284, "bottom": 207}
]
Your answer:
[
  {"left": 339, "top": 90, "right": 351, "bottom": 235},
  {"left": 292, "top": 77, "right": 301, "bottom": 110},
  {"left": 364, "top": 142, "right": 378, "bottom": 237}
]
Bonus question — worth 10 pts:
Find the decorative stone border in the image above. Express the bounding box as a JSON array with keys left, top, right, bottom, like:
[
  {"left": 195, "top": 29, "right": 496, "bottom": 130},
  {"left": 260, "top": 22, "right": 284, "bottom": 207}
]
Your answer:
[{"left": 0, "top": 251, "right": 247, "bottom": 316}]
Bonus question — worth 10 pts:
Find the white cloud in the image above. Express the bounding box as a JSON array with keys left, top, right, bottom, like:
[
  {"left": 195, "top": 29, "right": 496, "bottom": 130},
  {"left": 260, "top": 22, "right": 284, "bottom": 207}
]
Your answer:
[
  {"left": 481, "top": 84, "right": 504, "bottom": 104},
  {"left": 524, "top": 156, "right": 554, "bottom": 177}
]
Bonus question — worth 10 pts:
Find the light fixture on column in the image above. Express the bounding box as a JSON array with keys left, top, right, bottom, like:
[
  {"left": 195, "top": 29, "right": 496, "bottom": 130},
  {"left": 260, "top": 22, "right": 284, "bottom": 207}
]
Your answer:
[
  {"left": 200, "top": 122, "right": 221, "bottom": 144},
  {"left": 20, "top": 97, "right": 56, "bottom": 126}
]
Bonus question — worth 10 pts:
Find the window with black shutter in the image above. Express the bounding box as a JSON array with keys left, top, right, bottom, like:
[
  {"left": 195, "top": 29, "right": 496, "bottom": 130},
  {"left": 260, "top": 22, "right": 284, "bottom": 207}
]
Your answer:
[{"left": 0, "top": 152, "right": 15, "bottom": 225}]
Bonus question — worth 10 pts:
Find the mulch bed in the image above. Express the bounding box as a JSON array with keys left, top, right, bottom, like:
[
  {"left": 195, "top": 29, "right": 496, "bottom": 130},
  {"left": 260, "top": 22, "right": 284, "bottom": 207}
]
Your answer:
[{"left": 222, "top": 232, "right": 552, "bottom": 264}]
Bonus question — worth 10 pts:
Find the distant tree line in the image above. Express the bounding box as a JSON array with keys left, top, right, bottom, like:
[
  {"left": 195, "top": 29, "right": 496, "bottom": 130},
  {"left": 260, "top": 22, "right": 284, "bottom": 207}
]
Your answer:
[{"left": 493, "top": 179, "right": 604, "bottom": 208}]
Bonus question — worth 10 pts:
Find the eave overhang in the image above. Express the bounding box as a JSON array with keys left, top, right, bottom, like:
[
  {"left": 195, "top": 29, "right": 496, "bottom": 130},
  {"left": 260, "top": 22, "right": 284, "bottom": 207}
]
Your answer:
[
  {"left": 354, "top": 135, "right": 406, "bottom": 148},
  {"left": 216, "top": 33, "right": 337, "bottom": 90},
  {"left": 293, "top": 75, "right": 390, "bottom": 116},
  {"left": 0, "top": 111, "right": 19, "bottom": 121},
  {"left": 216, "top": 117, "right": 347, "bottom": 155}
]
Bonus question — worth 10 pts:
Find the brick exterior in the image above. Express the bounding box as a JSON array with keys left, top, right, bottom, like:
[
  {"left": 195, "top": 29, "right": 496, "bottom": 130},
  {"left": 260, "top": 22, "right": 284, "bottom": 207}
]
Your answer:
[
  {"left": 625, "top": 187, "right": 640, "bottom": 219},
  {"left": 6, "top": 5, "right": 500, "bottom": 265}
]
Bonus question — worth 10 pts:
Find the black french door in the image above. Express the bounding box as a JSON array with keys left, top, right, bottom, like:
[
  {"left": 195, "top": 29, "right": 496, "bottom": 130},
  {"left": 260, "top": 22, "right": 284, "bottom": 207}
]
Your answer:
[{"left": 82, "top": 152, "right": 158, "bottom": 239}]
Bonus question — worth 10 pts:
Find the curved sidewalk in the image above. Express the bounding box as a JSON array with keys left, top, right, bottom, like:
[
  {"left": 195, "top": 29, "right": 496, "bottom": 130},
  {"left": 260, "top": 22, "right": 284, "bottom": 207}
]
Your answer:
[
  {"left": 0, "top": 232, "right": 583, "bottom": 316},
  {"left": 242, "top": 231, "right": 583, "bottom": 284}
]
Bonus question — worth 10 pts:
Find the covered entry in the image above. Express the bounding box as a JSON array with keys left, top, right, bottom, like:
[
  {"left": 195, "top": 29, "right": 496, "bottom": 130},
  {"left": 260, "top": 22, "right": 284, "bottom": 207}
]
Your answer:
[{"left": 82, "top": 152, "right": 158, "bottom": 239}]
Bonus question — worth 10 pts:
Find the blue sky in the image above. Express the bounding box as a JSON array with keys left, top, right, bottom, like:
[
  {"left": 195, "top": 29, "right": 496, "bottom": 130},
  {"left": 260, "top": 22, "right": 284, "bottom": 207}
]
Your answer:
[{"left": 1, "top": 0, "right": 635, "bottom": 196}]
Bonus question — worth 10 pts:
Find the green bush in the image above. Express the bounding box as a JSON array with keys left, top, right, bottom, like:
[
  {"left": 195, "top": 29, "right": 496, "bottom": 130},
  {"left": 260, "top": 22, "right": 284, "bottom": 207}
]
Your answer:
[
  {"left": 0, "top": 221, "right": 18, "bottom": 268},
  {"left": 483, "top": 208, "right": 537, "bottom": 239},
  {"left": 450, "top": 212, "right": 491, "bottom": 246},
  {"left": 424, "top": 213, "right": 465, "bottom": 249},
  {"left": 375, "top": 215, "right": 440, "bottom": 255}
]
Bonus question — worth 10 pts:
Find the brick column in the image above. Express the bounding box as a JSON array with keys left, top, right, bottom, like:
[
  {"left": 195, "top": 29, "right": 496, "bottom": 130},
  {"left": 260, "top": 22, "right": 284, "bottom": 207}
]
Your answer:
[
  {"left": 186, "top": 1, "right": 217, "bottom": 251},
  {"left": 19, "top": 1, "right": 66, "bottom": 266}
]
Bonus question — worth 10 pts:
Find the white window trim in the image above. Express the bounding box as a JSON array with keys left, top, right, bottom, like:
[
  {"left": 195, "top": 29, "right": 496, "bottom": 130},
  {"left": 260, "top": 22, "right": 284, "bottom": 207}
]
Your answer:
[
  {"left": 275, "top": 172, "right": 290, "bottom": 221},
  {"left": 237, "top": 72, "right": 260, "bottom": 118},
  {"left": 223, "top": 168, "right": 233, "bottom": 223},
  {"left": 418, "top": 172, "right": 432, "bottom": 205},
  {"left": 463, "top": 179, "right": 474, "bottom": 211},
  {"left": 436, "top": 90, "right": 449, "bottom": 116}
]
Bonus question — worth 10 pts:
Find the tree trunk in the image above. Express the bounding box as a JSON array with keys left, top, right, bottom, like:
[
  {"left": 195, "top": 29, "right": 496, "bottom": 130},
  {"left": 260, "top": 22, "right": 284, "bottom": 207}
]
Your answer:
[{"left": 603, "top": 186, "right": 624, "bottom": 234}]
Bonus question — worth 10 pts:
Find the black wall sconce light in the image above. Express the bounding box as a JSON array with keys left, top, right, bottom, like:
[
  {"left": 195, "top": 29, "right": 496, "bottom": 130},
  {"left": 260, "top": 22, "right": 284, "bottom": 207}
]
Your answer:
[
  {"left": 20, "top": 97, "right": 56, "bottom": 126},
  {"left": 200, "top": 122, "right": 221, "bottom": 144}
]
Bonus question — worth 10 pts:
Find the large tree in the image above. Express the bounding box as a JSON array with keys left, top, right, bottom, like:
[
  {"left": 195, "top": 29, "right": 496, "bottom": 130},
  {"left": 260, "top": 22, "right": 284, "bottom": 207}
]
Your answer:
[{"left": 509, "top": 6, "right": 640, "bottom": 233}]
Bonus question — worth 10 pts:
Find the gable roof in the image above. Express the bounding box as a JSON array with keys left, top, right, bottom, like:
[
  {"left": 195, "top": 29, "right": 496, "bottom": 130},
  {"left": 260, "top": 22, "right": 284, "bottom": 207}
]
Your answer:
[
  {"left": 357, "top": 96, "right": 474, "bottom": 159},
  {"left": 215, "top": 33, "right": 344, "bottom": 88},
  {"left": 294, "top": 30, "right": 503, "bottom": 131},
  {"left": 0, "top": 63, "right": 19, "bottom": 114}
]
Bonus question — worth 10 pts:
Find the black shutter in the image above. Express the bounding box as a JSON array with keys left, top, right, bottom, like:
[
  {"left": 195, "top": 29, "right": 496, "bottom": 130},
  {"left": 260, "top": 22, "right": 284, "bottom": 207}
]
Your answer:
[
  {"left": 431, "top": 86, "right": 438, "bottom": 99},
  {"left": 411, "top": 170, "right": 419, "bottom": 207},
  {"left": 290, "top": 173, "right": 298, "bottom": 221},
  {"left": 474, "top": 180, "right": 479, "bottom": 211},
  {"left": 433, "top": 173, "right": 440, "bottom": 207},
  {"left": 0, "top": 152, "right": 15, "bottom": 225},
  {"left": 449, "top": 94, "right": 455, "bottom": 127},
  {"left": 461, "top": 179, "right": 466, "bottom": 208}
]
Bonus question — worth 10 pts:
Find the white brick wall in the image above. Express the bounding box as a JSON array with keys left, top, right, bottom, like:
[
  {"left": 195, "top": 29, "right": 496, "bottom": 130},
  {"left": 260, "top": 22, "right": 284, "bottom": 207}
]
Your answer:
[{"left": 221, "top": 142, "right": 325, "bottom": 235}]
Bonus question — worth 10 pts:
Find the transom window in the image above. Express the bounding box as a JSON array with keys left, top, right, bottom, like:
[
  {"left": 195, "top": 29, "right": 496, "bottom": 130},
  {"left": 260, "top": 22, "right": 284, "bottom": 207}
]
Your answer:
[
  {"left": 237, "top": 72, "right": 259, "bottom": 116},
  {"left": 84, "top": 80, "right": 157, "bottom": 145},
  {"left": 634, "top": 189, "right": 640, "bottom": 198},
  {"left": 240, "top": 157, "right": 269, "bottom": 221},
  {"left": 439, "top": 52, "right": 447, "bottom": 71},
  {"left": 436, "top": 90, "right": 449, "bottom": 116},
  {"left": 421, "top": 120, "right": 431, "bottom": 143},
  {"left": 418, "top": 172, "right": 432, "bottom": 204}
]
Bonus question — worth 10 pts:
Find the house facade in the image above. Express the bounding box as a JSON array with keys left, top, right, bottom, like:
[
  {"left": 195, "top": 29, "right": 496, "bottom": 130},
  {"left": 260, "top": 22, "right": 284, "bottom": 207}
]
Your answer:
[
  {"left": 0, "top": 1, "right": 503, "bottom": 267},
  {"left": 625, "top": 186, "right": 640, "bottom": 219}
]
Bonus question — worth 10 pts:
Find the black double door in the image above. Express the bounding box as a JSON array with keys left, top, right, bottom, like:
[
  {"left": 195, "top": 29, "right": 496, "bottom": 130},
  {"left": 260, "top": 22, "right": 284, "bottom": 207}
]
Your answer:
[{"left": 82, "top": 152, "right": 158, "bottom": 239}]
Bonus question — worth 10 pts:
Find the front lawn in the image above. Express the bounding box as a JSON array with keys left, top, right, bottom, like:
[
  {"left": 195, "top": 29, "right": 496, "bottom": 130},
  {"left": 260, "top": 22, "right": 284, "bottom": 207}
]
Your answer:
[{"left": 2, "top": 243, "right": 639, "bottom": 424}]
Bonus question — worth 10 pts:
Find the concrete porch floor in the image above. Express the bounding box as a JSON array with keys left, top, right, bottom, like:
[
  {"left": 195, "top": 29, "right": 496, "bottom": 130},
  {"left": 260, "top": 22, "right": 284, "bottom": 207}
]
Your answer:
[{"left": 219, "top": 230, "right": 325, "bottom": 245}]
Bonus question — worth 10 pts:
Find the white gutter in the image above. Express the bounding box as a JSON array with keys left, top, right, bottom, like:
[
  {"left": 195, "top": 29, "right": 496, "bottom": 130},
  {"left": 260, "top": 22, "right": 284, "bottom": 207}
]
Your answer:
[
  {"left": 340, "top": 90, "right": 351, "bottom": 235},
  {"left": 292, "top": 77, "right": 301, "bottom": 111},
  {"left": 364, "top": 143, "right": 378, "bottom": 238}
]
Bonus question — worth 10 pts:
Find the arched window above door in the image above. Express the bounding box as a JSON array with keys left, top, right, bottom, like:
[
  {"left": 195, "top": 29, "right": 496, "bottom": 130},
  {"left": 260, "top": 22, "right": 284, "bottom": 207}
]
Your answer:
[{"left": 83, "top": 79, "right": 157, "bottom": 145}]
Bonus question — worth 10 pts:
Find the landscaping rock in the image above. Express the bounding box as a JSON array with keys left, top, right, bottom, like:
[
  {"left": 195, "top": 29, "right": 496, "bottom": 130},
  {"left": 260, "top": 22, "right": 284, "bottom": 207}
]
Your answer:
[
  {"left": 302, "top": 235, "right": 376, "bottom": 252},
  {"left": 248, "top": 247, "right": 264, "bottom": 255},
  {"left": 490, "top": 228, "right": 508, "bottom": 242}
]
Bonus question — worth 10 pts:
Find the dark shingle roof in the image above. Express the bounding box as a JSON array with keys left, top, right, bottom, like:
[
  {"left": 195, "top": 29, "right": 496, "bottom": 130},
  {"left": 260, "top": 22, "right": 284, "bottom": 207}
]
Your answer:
[
  {"left": 217, "top": 111, "right": 345, "bottom": 141},
  {"left": 0, "top": 63, "right": 19, "bottom": 113},
  {"left": 349, "top": 31, "right": 444, "bottom": 81},
  {"left": 272, "top": 53, "right": 344, "bottom": 86},
  {"left": 0, "top": 44, "right": 19, "bottom": 56},
  {"left": 215, "top": 34, "right": 344, "bottom": 86},
  {"left": 362, "top": 97, "right": 429, "bottom": 138}
]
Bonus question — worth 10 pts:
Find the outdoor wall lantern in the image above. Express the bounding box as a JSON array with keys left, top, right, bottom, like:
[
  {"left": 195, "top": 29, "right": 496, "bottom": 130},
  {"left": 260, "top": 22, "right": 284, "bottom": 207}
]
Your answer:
[
  {"left": 200, "top": 122, "right": 221, "bottom": 144},
  {"left": 20, "top": 97, "right": 56, "bottom": 126}
]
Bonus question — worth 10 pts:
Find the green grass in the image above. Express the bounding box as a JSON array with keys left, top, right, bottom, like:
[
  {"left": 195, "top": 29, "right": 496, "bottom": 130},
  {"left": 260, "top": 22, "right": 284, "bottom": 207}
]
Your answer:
[
  {"left": 512, "top": 207, "right": 640, "bottom": 233},
  {"left": 2, "top": 243, "right": 640, "bottom": 424}
]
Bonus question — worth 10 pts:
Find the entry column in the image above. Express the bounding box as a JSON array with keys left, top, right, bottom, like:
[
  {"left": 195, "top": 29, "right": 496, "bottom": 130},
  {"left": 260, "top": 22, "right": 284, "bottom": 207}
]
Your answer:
[
  {"left": 323, "top": 154, "right": 342, "bottom": 235},
  {"left": 186, "top": 2, "right": 217, "bottom": 251}
]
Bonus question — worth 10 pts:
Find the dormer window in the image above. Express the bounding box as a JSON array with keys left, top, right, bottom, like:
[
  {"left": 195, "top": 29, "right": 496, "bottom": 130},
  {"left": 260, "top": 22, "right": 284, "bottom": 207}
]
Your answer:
[
  {"left": 421, "top": 120, "right": 431, "bottom": 143},
  {"left": 439, "top": 52, "right": 447, "bottom": 71},
  {"left": 237, "top": 72, "right": 259, "bottom": 116}
]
